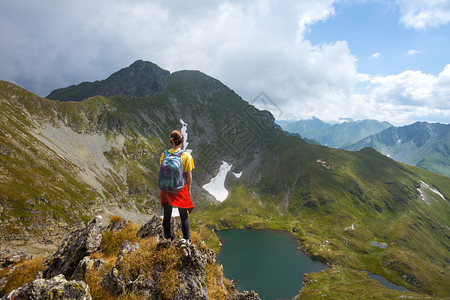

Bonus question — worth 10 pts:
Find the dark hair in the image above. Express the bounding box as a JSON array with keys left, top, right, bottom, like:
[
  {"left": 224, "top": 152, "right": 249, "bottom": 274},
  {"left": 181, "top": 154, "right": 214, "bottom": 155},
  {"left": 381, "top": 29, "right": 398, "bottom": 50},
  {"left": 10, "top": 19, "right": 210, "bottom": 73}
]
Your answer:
[{"left": 170, "top": 130, "right": 184, "bottom": 146}]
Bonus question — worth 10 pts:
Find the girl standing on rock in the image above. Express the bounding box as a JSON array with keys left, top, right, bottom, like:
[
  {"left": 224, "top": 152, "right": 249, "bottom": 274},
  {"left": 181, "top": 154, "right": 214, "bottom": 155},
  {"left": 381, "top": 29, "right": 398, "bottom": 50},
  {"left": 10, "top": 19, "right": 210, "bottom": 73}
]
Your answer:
[{"left": 159, "top": 130, "right": 194, "bottom": 242}]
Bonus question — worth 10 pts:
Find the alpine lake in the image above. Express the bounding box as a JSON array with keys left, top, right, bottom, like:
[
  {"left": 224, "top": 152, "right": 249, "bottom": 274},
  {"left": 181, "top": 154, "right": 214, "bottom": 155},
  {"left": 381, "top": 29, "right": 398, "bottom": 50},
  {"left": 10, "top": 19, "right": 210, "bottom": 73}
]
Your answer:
[{"left": 216, "top": 229, "right": 408, "bottom": 300}]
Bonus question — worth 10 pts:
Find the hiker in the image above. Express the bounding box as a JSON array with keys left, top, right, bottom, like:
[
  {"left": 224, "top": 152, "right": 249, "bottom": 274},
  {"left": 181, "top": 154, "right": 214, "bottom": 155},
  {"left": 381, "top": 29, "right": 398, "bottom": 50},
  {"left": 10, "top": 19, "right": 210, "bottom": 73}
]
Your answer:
[{"left": 159, "top": 129, "right": 195, "bottom": 243}]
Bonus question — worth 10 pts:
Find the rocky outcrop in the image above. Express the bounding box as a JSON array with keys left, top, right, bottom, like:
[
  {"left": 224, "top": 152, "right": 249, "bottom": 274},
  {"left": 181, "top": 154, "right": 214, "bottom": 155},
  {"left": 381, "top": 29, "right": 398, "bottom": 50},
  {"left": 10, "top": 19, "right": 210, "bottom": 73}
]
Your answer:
[
  {"left": 101, "top": 240, "right": 140, "bottom": 295},
  {"left": 136, "top": 213, "right": 181, "bottom": 239},
  {"left": 4, "top": 274, "right": 91, "bottom": 300},
  {"left": 71, "top": 256, "right": 105, "bottom": 281},
  {"left": 231, "top": 290, "right": 261, "bottom": 300},
  {"left": 2, "top": 217, "right": 261, "bottom": 299},
  {"left": 173, "top": 240, "right": 210, "bottom": 299},
  {"left": 43, "top": 217, "right": 102, "bottom": 279}
]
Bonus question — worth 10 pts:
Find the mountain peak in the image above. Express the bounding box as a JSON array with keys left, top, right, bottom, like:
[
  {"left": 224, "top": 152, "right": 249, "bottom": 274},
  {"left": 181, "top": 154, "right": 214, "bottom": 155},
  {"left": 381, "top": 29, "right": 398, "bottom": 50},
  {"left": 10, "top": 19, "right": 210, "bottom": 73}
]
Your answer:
[{"left": 47, "top": 60, "right": 170, "bottom": 101}]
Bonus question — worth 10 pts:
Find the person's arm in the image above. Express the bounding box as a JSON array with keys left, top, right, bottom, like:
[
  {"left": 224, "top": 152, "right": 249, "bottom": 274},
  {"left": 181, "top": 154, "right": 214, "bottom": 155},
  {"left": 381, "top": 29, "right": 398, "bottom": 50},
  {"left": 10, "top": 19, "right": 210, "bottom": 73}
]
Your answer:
[{"left": 185, "top": 171, "right": 192, "bottom": 194}]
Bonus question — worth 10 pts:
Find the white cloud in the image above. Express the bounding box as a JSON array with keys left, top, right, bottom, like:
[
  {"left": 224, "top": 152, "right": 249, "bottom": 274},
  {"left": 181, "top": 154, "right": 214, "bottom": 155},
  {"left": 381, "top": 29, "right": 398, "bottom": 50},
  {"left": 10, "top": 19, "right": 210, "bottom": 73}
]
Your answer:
[
  {"left": 351, "top": 65, "right": 450, "bottom": 125},
  {"left": 370, "top": 52, "right": 381, "bottom": 59},
  {"left": 407, "top": 49, "right": 420, "bottom": 55},
  {"left": 396, "top": 0, "right": 450, "bottom": 30}
]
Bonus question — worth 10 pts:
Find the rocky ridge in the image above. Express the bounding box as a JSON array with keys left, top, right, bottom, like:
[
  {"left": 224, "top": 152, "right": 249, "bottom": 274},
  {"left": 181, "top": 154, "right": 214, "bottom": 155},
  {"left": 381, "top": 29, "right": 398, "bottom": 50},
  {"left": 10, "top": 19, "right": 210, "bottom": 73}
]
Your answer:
[{"left": 1, "top": 216, "right": 260, "bottom": 299}]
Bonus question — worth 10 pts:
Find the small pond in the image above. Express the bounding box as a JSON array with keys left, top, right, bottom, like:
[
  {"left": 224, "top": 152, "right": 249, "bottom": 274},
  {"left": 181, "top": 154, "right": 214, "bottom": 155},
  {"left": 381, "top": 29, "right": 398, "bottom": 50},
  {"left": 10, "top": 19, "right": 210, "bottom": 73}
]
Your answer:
[
  {"left": 367, "top": 272, "right": 409, "bottom": 291},
  {"left": 216, "top": 229, "right": 328, "bottom": 300}
]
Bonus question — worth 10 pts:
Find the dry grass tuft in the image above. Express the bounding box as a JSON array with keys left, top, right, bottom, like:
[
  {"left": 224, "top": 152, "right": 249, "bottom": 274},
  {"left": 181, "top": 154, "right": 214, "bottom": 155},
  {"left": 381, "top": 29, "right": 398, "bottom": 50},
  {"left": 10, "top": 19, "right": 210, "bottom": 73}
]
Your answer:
[
  {"left": 101, "top": 222, "right": 141, "bottom": 258},
  {"left": 109, "top": 215, "right": 123, "bottom": 224},
  {"left": 121, "top": 238, "right": 182, "bottom": 300},
  {"left": 191, "top": 231, "right": 209, "bottom": 253},
  {"left": 84, "top": 267, "right": 115, "bottom": 300},
  {"left": 0, "top": 257, "right": 45, "bottom": 296},
  {"left": 154, "top": 245, "right": 182, "bottom": 299},
  {"left": 120, "top": 238, "right": 158, "bottom": 282},
  {"left": 205, "top": 262, "right": 228, "bottom": 300}
]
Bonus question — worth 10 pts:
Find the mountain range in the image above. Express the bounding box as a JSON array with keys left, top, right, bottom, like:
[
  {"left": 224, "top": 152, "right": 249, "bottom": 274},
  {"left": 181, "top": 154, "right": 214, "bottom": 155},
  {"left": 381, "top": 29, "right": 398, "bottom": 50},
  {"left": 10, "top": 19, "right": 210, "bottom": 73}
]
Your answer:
[
  {"left": 279, "top": 117, "right": 393, "bottom": 148},
  {"left": 281, "top": 118, "right": 449, "bottom": 177},
  {"left": 344, "top": 122, "right": 450, "bottom": 177},
  {"left": 0, "top": 60, "right": 449, "bottom": 297}
]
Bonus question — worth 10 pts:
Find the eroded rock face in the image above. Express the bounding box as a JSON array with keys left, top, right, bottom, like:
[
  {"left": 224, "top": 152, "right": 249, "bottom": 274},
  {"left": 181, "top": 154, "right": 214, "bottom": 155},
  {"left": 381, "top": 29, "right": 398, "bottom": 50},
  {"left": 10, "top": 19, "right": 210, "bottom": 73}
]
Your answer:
[
  {"left": 43, "top": 217, "right": 102, "bottom": 279},
  {"left": 5, "top": 274, "right": 91, "bottom": 300}
]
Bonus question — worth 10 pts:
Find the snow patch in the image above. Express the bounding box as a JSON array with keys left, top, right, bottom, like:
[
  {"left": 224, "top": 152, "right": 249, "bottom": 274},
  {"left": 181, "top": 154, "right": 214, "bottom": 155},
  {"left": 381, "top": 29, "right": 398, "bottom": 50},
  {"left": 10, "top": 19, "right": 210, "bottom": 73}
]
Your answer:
[
  {"left": 232, "top": 171, "right": 242, "bottom": 178},
  {"left": 417, "top": 188, "right": 430, "bottom": 205},
  {"left": 203, "top": 161, "right": 232, "bottom": 202},
  {"left": 180, "top": 118, "right": 192, "bottom": 153},
  {"left": 420, "top": 181, "right": 446, "bottom": 201}
]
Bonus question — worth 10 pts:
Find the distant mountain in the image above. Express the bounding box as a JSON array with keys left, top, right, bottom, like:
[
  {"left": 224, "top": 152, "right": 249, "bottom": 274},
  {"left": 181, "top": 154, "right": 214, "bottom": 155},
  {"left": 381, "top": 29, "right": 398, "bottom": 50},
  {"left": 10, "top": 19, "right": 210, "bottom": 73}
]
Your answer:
[
  {"left": 344, "top": 122, "right": 450, "bottom": 177},
  {"left": 281, "top": 118, "right": 392, "bottom": 148},
  {"left": 47, "top": 60, "right": 170, "bottom": 101}
]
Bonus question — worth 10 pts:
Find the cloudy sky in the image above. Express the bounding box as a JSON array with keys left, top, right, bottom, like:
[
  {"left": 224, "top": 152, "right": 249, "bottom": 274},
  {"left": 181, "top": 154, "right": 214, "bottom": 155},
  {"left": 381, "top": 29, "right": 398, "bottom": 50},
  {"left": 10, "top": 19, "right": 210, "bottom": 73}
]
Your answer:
[{"left": 1, "top": 0, "right": 449, "bottom": 125}]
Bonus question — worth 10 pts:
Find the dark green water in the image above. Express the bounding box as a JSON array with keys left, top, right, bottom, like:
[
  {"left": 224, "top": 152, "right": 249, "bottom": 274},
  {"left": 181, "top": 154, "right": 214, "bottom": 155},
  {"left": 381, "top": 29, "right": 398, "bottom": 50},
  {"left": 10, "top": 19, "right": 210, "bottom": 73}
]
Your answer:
[{"left": 216, "top": 230, "right": 328, "bottom": 300}]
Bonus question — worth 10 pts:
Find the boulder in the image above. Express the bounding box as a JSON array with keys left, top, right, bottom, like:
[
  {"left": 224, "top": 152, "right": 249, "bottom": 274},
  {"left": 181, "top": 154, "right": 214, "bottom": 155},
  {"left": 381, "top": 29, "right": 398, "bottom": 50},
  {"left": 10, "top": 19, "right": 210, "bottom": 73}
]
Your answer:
[
  {"left": 43, "top": 217, "right": 102, "bottom": 279},
  {"left": 4, "top": 274, "right": 91, "bottom": 300},
  {"left": 71, "top": 256, "right": 105, "bottom": 281}
]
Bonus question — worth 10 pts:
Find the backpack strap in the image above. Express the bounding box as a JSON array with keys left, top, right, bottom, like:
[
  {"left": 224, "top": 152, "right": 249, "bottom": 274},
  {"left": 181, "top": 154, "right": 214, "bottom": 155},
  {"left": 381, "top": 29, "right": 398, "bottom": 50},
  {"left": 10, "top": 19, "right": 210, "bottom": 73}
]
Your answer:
[
  {"left": 163, "top": 150, "right": 170, "bottom": 158},
  {"left": 172, "top": 150, "right": 185, "bottom": 157}
]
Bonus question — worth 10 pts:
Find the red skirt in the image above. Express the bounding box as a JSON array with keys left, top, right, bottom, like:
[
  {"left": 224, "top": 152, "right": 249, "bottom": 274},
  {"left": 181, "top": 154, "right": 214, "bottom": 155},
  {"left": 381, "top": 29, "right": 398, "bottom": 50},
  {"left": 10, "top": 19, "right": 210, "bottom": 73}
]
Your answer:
[{"left": 160, "top": 184, "right": 194, "bottom": 213}]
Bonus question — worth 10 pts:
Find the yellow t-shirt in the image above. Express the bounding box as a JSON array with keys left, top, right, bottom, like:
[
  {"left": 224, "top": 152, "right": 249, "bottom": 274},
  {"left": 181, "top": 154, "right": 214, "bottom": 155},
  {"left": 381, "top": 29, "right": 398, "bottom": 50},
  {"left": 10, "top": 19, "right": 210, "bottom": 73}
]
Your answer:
[{"left": 160, "top": 149, "right": 195, "bottom": 173}]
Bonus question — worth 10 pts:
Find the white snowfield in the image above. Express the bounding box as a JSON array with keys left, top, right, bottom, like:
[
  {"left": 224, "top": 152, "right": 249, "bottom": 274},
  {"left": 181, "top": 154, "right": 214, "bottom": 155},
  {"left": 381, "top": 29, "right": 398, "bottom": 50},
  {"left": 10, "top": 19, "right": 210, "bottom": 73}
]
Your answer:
[
  {"left": 203, "top": 161, "right": 233, "bottom": 202},
  {"left": 420, "top": 180, "right": 446, "bottom": 200},
  {"left": 180, "top": 118, "right": 192, "bottom": 153}
]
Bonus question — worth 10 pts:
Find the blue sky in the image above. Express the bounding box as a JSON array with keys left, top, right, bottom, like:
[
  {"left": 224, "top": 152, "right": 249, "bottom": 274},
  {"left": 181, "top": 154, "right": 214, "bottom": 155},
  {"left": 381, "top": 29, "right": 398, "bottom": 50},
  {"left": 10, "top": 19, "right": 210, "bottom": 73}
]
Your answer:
[
  {"left": 308, "top": 1, "right": 450, "bottom": 76},
  {"left": 0, "top": 0, "right": 449, "bottom": 125}
]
